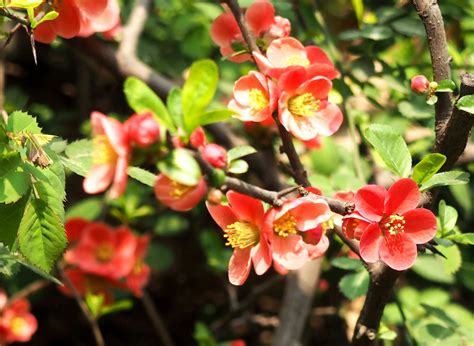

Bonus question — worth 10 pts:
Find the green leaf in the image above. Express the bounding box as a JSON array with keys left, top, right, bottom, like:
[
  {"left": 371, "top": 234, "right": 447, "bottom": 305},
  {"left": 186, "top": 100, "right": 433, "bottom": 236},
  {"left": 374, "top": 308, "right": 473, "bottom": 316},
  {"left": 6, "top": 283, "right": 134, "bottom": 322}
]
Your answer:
[
  {"left": 427, "top": 94, "right": 438, "bottom": 105},
  {"left": 377, "top": 323, "right": 398, "bottom": 341},
  {"left": 338, "top": 270, "right": 369, "bottom": 299},
  {"left": 194, "top": 322, "right": 217, "bottom": 346},
  {"left": 128, "top": 167, "right": 157, "bottom": 187},
  {"left": 412, "top": 153, "right": 446, "bottom": 185},
  {"left": 420, "top": 171, "right": 470, "bottom": 191},
  {"left": 421, "top": 304, "right": 458, "bottom": 328},
  {"left": 199, "top": 229, "right": 232, "bottom": 273},
  {"left": 360, "top": 25, "right": 393, "bottom": 41},
  {"left": 154, "top": 213, "right": 189, "bottom": 236},
  {"left": 65, "top": 197, "right": 103, "bottom": 221},
  {"left": 123, "top": 77, "right": 175, "bottom": 131},
  {"left": 438, "top": 200, "right": 458, "bottom": 233},
  {"left": 398, "top": 100, "right": 433, "bottom": 120},
  {"left": 456, "top": 95, "right": 474, "bottom": 114},
  {"left": 351, "top": 0, "right": 364, "bottom": 26},
  {"left": 6, "top": 111, "right": 41, "bottom": 134},
  {"left": 198, "top": 109, "right": 234, "bottom": 127},
  {"left": 99, "top": 299, "right": 133, "bottom": 317},
  {"left": 448, "top": 233, "right": 474, "bottom": 245},
  {"left": 18, "top": 199, "right": 67, "bottom": 272},
  {"left": 0, "top": 244, "right": 20, "bottom": 277},
  {"left": 63, "top": 139, "right": 93, "bottom": 176},
  {"left": 227, "top": 159, "right": 249, "bottom": 174},
  {"left": 227, "top": 145, "right": 257, "bottom": 163},
  {"left": 157, "top": 148, "right": 201, "bottom": 186},
  {"left": 411, "top": 250, "right": 457, "bottom": 284},
  {"left": 436, "top": 79, "right": 456, "bottom": 92},
  {"left": 182, "top": 60, "right": 218, "bottom": 134},
  {"left": 32, "top": 10, "right": 58, "bottom": 28},
  {"left": 331, "top": 257, "right": 364, "bottom": 271},
  {"left": 166, "top": 87, "right": 184, "bottom": 129},
  {"left": 364, "top": 124, "right": 411, "bottom": 177},
  {"left": 0, "top": 153, "right": 30, "bottom": 204},
  {"left": 0, "top": 194, "right": 29, "bottom": 248},
  {"left": 438, "top": 244, "right": 462, "bottom": 274}
]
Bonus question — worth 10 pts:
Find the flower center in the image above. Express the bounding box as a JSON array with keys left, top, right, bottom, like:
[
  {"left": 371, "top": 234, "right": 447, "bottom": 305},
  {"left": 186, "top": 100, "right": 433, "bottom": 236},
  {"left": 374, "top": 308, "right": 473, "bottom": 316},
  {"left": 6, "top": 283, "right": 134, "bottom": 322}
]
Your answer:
[
  {"left": 273, "top": 212, "right": 298, "bottom": 237},
  {"left": 132, "top": 260, "right": 144, "bottom": 275},
  {"left": 10, "top": 317, "right": 27, "bottom": 336},
  {"left": 380, "top": 214, "right": 406, "bottom": 236},
  {"left": 287, "top": 93, "right": 320, "bottom": 117},
  {"left": 248, "top": 88, "right": 269, "bottom": 112},
  {"left": 170, "top": 181, "right": 194, "bottom": 198},
  {"left": 224, "top": 221, "right": 259, "bottom": 249},
  {"left": 95, "top": 243, "right": 114, "bottom": 262},
  {"left": 321, "top": 218, "right": 334, "bottom": 232},
  {"left": 93, "top": 135, "right": 117, "bottom": 165},
  {"left": 286, "top": 55, "right": 310, "bottom": 67}
]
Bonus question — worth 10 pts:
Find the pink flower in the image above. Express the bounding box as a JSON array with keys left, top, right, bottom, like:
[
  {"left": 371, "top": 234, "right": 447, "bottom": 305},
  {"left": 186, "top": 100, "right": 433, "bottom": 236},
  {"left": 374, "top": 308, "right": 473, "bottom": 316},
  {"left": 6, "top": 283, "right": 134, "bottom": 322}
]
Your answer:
[
  {"left": 411, "top": 75, "right": 430, "bottom": 94},
  {"left": 343, "top": 178, "right": 437, "bottom": 271},
  {"left": 201, "top": 144, "right": 227, "bottom": 169},
  {"left": 253, "top": 37, "right": 339, "bottom": 80},
  {"left": 78, "top": 0, "right": 121, "bottom": 38},
  {"left": 125, "top": 235, "right": 151, "bottom": 297},
  {"left": 207, "top": 191, "right": 272, "bottom": 285},
  {"left": 264, "top": 196, "right": 331, "bottom": 270},
  {"left": 278, "top": 67, "right": 343, "bottom": 140},
  {"left": 154, "top": 174, "right": 207, "bottom": 212},
  {"left": 83, "top": 111, "right": 130, "bottom": 199},
  {"left": 0, "top": 298, "right": 37, "bottom": 343},
  {"left": 228, "top": 71, "right": 278, "bottom": 122},
  {"left": 210, "top": 12, "right": 249, "bottom": 63},
  {"left": 64, "top": 222, "right": 137, "bottom": 279},
  {"left": 125, "top": 112, "right": 160, "bottom": 148}
]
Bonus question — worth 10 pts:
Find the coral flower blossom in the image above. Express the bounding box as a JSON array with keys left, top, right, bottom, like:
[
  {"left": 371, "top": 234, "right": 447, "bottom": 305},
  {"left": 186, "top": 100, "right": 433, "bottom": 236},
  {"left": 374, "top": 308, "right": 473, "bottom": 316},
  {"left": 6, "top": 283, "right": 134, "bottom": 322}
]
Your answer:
[
  {"left": 83, "top": 111, "right": 130, "bottom": 199},
  {"left": 64, "top": 222, "right": 137, "bottom": 279},
  {"left": 78, "top": 0, "right": 121, "bottom": 38},
  {"left": 154, "top": 174, "right": 207, "bottom": 212},
  {"left": 0, "top": 295, "right": 37, "bottom": 344},
  {"left": 207, "top": 191, "right": 272, "bottom": 285},
  {"left": 278, "top": 67, "right": 343, "bottom": 140},
  {"left": 343, "top": 178, "right": 437, "bottom": 271},
  {"left": 253, "top": 37, "right": 339, "bottom": 80},
  {"left": 125, "top": 235, "right": 151, "bottom": 297},
  {"left": 228, "top": 71, "right": 278, "bottom": 122},
  {"left": 264, "top": 196, "right": 331, "bottom": 270}
]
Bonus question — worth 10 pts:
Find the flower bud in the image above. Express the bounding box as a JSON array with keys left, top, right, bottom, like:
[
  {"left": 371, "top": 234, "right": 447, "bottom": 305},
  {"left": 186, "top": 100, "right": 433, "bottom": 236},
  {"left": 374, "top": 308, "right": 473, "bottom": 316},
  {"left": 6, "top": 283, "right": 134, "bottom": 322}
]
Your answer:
[
  {"left": 411, "top": 75, "right": 430, "bottom": 94},
  {"left": 125, "top": 112, "right": 160, "bottom": 148},
  {"left": 201, "top": 143, "right": 227, "bottom": 168},
  {"left": 189, "top": 127, "right": 207, "bottom": 149},
  {"left": 207, "top": 189, "right": 224, "bottom": 205}
]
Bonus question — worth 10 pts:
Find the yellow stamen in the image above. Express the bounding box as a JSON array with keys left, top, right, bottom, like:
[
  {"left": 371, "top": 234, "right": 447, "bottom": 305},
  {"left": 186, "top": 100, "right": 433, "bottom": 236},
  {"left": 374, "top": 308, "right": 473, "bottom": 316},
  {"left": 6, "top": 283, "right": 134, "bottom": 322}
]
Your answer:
[
  {"left": 287, "top": 93, "right": 320, "bottom": 117},
  {"left": 10, "top": 317, "right": 27, "bottom": 336},
  {"left": 93, "top": 135, "right": 117, "bottom": 165},
  {"left": 248, "top": 88, "right": 269, "bottom": 112},
  {"left": 96, "top": 243, "right": 114, "bottom": 262},
  {"left": 321, "top": 218, "right": 334, "bottom": 232},
  {"left": 273, "top": 212, "right": 298, "bottom": 237},
  {"left": 286, "top": 55, "right": 310, "bottom": 67},
  {"left": 132, "top": 260, "right": 143, "bottom": 275},
  {"left": 381, "top": 214, "right": 406, "bottom": 236},
  {"left": 224, "top": 221, "right": 259, "bottom": 249},
  {"left": 170, "top": 181, "right": 194, "bottom": 198}
]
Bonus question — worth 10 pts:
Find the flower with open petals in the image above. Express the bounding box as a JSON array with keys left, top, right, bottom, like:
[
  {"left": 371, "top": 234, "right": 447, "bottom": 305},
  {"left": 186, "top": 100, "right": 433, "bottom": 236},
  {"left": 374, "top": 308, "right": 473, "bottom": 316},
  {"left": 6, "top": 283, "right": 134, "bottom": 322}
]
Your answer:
[
  {"left": 228, "top": 71, "right": 278, "bottom": 122},
  {"left": 343, "top": 178, "right": 437, "bottom": 271},
  {"left": 64, "top": 222, "right": 137, "bottom": 279},
  {"left": 264, "top": 196, "right": 331, "bottom": 270},
  {"left": 207, "top": 191, "right": 272, "bottom": 285},
  {"left": 125, "top": 235, "right": 151, "bottom": 297},
  {"left": 253, "top": 37, "right": 338, "bottom": 80},
  {"left": 0, "top": 297, "right": 37, "bottom": 344},
  {"left": 278, "top": 67, "right": 343, "bottom": 140},
  {"left": 154, "top": 174, "right": 207, "bottom": 212},
  {"left": 83, "top": 111, "right": 130, "bottom": 199}
]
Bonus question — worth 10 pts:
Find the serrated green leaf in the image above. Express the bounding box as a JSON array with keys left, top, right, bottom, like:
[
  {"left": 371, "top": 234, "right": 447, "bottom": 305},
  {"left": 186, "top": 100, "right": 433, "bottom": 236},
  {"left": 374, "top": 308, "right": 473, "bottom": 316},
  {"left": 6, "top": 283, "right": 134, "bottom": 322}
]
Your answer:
[
  {"left": 6, "top": 111, "right": 41, "bottom": 134},
  {"left": 412, "top": 153, "right": 446, "bottom": 185},
  {"left": 331, "top": 257, "right": 363, "bottom": 271},
  {"left": 420, "top": 171, "right": 469, "bottom": 191},
  {"left": 364, "top": 124, "right": 411, "bottom": 177},
  {"left": 338, "top": 270, "right": 369, "bottom": 299},
  {"left": 456, "top": 95, "right": 474, "bottom": 114},
  {"left": 63, "top": 139, "right": 93, "bottom": 176},
  {"left": 227, "top": 145, "right": 257, "bottom": 163},
  {"left": 128, "top": 167, "right": 157, "bottom": 187},
  {"left": 167, "top": 87, "right": 184, "bottom": 129},
  {"left": 448, "top": 233, "right": 474, "bottom": 245},
  {"left": 124, "top": 77, "right": 175, "bottom": 131},
  {"left": 0, "top": 152, "right": 30, "bottom": 204},
  {"left": 436, "top": 79, "right": 456, "bottom": 92},
  {"left": 438, "top": 200, "right": 458, "bottom": 233},
  {"left": 16, "top": 258, "right": 62, "bottom": 284},
  {"left": 66, "top": 197, "right": 103, "bottom": 221},
  {"left": 18, "top": 199, "right": 67, "bottom": 272},
  {"left": 227, "top": 159, "right": 249, "bottom": 174},
  {"left": 157, "top": 149, "right": 201, "bottom": 186},
  {"left": 0, "top": 193, "right": 29, "bottom": 248},
  {"left": 182, "top": 60, "right": 218, "bottom": 134}
]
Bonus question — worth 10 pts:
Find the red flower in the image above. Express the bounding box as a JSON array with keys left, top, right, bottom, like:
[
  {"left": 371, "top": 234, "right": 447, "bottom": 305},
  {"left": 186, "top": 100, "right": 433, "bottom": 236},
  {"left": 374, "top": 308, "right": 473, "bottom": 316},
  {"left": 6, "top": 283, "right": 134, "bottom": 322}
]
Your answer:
[
  {"left": 154, "top": 174, "right": 207, "bottom": 212},
  {"left": 0, "top": 296, "right": 37, "bottom": 344},
  {"left": 201, "top": 144, "right": 227, "bottom": 169},
  {"left": 411, "top": 75, "right": 430, "bottom": 94},
  {"left": 228, "top": 71, "right": 278, "bottom": 123},
  {"left": 207, "top": 191, "right": 272, "bottom": 285},
  {"left": 343, "top": 178, "right": 437, "bottom": 270},
  {"left": 125, "top": 235, "right": 151, "bottom": 297},
  {"left": 278, "top": 67, "right": 343, "bottom": 140},
  {"left": 64, "top": 222, "right": 137, "bottom": 279},
  {"left": 83, "top": 112, "right": 130, "bottom": 199},
  {"left": 253, "top": 37, "right": 338, "bottom": 80},
  {"left": 264, "top": 196, "right": 331, "bottom": 270},
  {"left": 124, "top": 112, "right": 160, "bottom": 148},
  {"left": 78, "top": 0, "right": 121, "bottom": 38},
  {"left": 65, "top": 217, "right": 89, "bottom": 243}
]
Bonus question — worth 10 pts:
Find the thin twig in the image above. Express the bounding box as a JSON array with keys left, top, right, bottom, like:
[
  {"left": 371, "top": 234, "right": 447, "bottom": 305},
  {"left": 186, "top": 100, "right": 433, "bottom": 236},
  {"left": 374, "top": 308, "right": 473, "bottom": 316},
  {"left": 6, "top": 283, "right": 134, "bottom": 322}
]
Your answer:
[
  {"left": 141, "top": 291, "right": 175, "bottom": 346},
  {"left": 8, "top": 280, "right": 50, "bottom": 303},
  {"left": 0, "top": 8, "right": 28, "bottom": 26}
]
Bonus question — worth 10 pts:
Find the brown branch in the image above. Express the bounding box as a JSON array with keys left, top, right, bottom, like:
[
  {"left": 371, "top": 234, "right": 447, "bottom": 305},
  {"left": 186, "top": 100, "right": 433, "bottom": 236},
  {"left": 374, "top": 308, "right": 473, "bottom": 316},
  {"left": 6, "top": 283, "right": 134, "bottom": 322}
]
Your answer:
[
  {"left": 141, "top": 291, "right": 175, "bottom": 346},
  {"left": 333, "top": 225, "right": 360, "bottom": 257},
  {"left": 8, "top": 280, "right": 50, "bottom": 303},
  {"left": 0, "top": 8, "right": 28, "bottom": 26}
]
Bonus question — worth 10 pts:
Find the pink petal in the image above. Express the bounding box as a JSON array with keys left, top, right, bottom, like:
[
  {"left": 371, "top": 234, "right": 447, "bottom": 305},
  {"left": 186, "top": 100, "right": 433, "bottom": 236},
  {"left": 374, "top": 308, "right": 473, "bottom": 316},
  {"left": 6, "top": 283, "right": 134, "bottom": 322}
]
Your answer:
[
  {"left": 298, "top": 76, "right": 332, "bottom": 100},
  {"left": 278, "top": 67, "right": 307, "bottom": 96},
  {"left": 379, "top": 234, "right": 417, "bottom": 271},
  {"left": 307, "top": 63, "right": 340, "bottom": 80},
  {"left": 251, "top": 237, "right": 272, "bottom": 275},
  {"left": 310, "top": 102, "right": 343, "bottom": 137},
  {"left": 211, "top": 12, "right": 240, "bottom": 46},
  {"left": 290, "top": 199, "right": 331, "bottom": 231},
  {"left": 287, "top": 113, "right": 320, "bottom": 140},
  {"left": 402, "top": 208, "right": 437, "bottom": 244},
  {"left": 206, "top": 203, "right": 237, "bottom": 230},
  {"left": 227, "top": 191, "right": 265, "bottom": 227},
  {"left": 107, "top": 155, "right": 128, "bottom": 199},
  {"left": 355, "top": 185, "right": 386, "bottom": 222},
  {"left": 272, "top": 234, "right": 308, "bottom": 270},
  {"left": 228, "top": 247, "right": 252, "bottom": 285},
  {"left": 83, "top": 164, "right": 114, "bottom": 194},
  {"left": 50, "top": 0, "right": 81, "bottom": 39},
  {"left": 305, "top": 46, "right": 334, "bottom": 66},
  {"left": 306, "top": 234, "right": 329, "bottom": 259},
  {"left": 99, "top": 115, "right": 128, "bottom": 157},
  {"left": 79, "top": 0, "right": 120, "bottom": 35},
  {"left": 266, "top": 37, "right": 307, "bottom": 68},
  {"left": 76, "top": 0, "right": 108, "bottom": 17},
  {"left": 385, "top": 178, "right": 420, "bottom": 215},
  {"left": 359, "top": 223, "right": 382, "bottom": 263},
  {"left": 245, "top": 0, "right": 275, "bottom": 36},
  {"left": 342, "top": 212, "right": 370, "bottom": 240}
]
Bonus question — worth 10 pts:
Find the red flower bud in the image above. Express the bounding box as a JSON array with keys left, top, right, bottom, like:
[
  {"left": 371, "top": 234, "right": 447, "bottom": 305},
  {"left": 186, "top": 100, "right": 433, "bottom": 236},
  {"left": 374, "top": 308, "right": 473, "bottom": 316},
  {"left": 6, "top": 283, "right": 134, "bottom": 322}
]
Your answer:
[
  {"left": 189, "top": 127, "right": 207, "bottom": 149},
  {"left": 411, "top": 75, "right": 430, "bottom": 94},
  {"left": 201, "top": 144, "right": 227, "bottom": 168},
  {"left": 125, "top": 112, "right": 160, "bottom": 148}
]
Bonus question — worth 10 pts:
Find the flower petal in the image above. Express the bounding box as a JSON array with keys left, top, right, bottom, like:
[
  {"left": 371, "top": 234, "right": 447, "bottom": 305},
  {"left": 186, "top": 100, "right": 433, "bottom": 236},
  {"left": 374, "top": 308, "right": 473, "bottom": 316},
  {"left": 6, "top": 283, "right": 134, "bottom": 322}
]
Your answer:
[
  {"left": 206, "top": 203, "right": 237, "bottom": 230},
  {"left": 228, "top": 247, "right": 252, "bottom": 285},
  {"left": 83, "top": 164, "right": 114, "bottom": 194},
  {"left": 385, "top": 178, "right": 420, "bottom": 215},
  {"left": 359, "top": 223, "right": 382, "bottom": 263},
  {"left": 251, "top": 237, "right": 272, "bottom": 275},
  {"left": 227, "top": 191, "right": 265, "bottom": 227},
  {"left": 379, "top": 234, "right": 417, "bottom": 271},
  {"left": 355, "top": 185, "right": 386, "bottom": 222},
  {"left": 402, "top": 208, "right": 437, "bottom": 244},
  {"left": 311, "top": 102, "right": 343, "bottom": 137},
  {"left": 271, "top": 234, "right": 308, "bottom": 270},
  {"left": 245, "top": 0, "right": 275, "bottom": 35}
]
